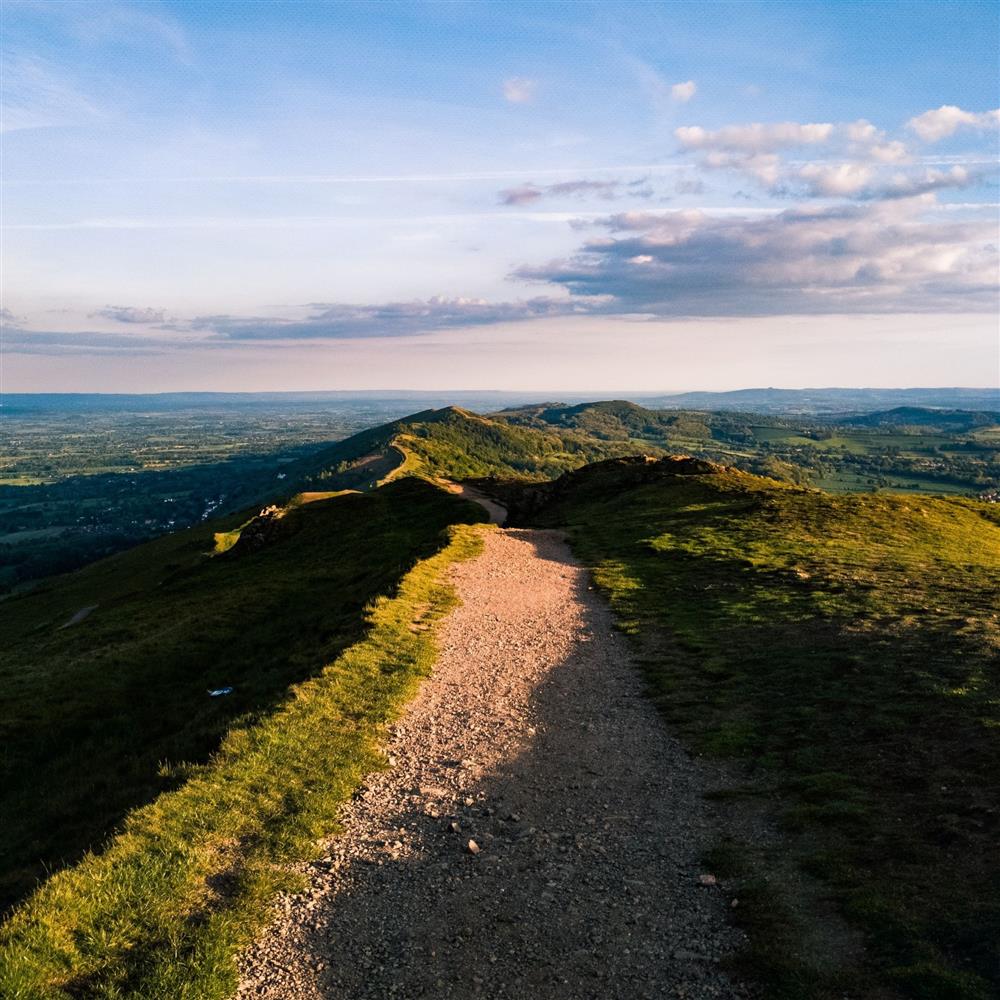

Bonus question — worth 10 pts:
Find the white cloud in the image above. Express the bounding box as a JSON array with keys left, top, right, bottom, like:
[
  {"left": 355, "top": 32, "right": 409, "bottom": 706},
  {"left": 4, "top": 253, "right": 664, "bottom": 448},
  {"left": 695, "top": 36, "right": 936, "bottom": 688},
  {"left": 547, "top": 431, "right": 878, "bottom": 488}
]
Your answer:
[
  {"left": 867, "top": 140, "right": 909, "bottom": 163},
  {"left": 907, "top": 105, "right": 1000, "bottom": 142},
  {"left": 795, "top": 162, "right": 875, "bottom": 196},
  {"left": 698, "top": 150, "right": 781, "bottom": 186},
  {"left": 675, "top": 121, "right": 834, "bottom": 152},
  {"left": 503, "top": 77, "right": 537, "bottom": 104},
  {"left": 673, "top": 113, "right": 997, "bottom": 200},
  {"left": 793, "top": 163, "right": 980, "bottom": 200},
  {"left": 670, "top": 80, "right": 696, "bottom": 103}
]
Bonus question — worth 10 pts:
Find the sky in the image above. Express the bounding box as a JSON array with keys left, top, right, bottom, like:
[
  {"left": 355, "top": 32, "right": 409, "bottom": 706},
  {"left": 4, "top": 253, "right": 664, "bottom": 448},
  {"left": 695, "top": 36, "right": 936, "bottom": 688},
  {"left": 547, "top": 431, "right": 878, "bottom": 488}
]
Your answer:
[{"left": 2, "top": 0, "right": 999, "bottom": 393}]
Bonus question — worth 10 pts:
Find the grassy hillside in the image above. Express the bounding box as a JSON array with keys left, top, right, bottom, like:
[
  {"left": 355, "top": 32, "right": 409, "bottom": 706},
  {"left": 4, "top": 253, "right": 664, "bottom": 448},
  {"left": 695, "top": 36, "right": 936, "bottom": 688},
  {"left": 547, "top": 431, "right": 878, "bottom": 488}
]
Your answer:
[
  {"left": 0, "top": 479, "right": 486, "bottom": 916},
  {"left": 497, "top": 400, "right": 1000, "bottom": 495},
  {"left": 302, "top": 405, "right": 651, "bottom": 486},
  {"left": 527, "top": 458, "right": 1000, "bottom": 999},
  {"left": 6, "top": 400, "right": 995, "bottom": 596}
]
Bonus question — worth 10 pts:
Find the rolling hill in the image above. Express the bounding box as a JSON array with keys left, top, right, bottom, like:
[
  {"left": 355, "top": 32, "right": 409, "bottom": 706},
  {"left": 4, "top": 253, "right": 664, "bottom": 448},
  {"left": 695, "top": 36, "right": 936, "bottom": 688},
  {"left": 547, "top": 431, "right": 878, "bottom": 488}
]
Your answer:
[
  {"left": 1, "top": 407, "right": 998, "bottom": 1000},
  {"left": 295, "top": 403, "right": 657, "bottom": 487},
  {"left": 836, "top": 406, "right": 1000, "bottom": 432}
]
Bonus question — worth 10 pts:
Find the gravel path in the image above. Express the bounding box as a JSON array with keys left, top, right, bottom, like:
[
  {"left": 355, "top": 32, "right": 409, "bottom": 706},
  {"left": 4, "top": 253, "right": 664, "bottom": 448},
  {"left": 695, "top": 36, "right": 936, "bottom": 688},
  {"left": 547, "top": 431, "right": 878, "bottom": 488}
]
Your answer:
[{"left": 237, "top": 528, "right": 753, "bottom": 999}]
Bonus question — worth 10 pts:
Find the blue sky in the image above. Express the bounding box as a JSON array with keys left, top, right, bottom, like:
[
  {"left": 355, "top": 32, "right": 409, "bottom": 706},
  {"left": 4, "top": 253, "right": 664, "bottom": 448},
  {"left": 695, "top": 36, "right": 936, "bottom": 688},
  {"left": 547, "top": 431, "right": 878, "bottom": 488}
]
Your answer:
[{"left": 3, "top": 0, "right": 998, "bottom": 392}]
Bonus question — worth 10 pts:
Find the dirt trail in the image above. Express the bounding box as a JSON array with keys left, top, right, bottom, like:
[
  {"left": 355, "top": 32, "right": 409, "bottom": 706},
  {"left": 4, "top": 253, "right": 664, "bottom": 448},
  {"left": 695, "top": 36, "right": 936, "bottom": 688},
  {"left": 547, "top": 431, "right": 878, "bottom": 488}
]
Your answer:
[
  {"left": 237, "top": 529, "right": 752, "bottom": 999},
  {"left": 443, "top": 481, "right": 508, "bottom": 525}
]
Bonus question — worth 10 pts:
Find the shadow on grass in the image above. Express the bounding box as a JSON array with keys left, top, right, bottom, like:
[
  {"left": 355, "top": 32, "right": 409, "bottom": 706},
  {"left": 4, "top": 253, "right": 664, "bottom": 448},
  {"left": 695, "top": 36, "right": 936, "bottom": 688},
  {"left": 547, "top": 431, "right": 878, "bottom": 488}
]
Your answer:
[
  {"left": 0, "top": 479, "right": 482, "bottom": 914},
  {"left": 535, "top": 477, "right": 1000, "bottom": 1000}
]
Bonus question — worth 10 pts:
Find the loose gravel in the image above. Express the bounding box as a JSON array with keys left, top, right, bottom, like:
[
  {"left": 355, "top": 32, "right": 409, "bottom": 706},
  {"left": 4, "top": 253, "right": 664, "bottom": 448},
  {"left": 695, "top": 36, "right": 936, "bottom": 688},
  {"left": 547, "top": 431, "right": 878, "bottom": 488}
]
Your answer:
[{"left": 237, "top": 528, "right": 753, "bottom": 999}]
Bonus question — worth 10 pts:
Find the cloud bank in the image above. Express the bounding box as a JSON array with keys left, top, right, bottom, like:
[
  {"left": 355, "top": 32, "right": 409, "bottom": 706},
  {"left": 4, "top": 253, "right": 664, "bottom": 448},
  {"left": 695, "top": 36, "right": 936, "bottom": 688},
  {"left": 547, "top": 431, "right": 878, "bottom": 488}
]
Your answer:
[
  {"left": 93, "top": 305, "right": 169, "bottom": 324},
  {"left": 192, "top": 296, "right": 604, "bottom": 341},
  {"left": 515, "top": 197, "right": 998, "bottom": 317}
]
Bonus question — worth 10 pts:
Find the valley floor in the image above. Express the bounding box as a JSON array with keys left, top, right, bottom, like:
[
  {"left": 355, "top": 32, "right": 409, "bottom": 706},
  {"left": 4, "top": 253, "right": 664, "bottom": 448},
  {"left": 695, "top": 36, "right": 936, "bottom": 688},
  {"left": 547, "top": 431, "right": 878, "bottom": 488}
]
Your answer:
[{"left": 237, "top": 528, "right": 751, "bottom": 999}]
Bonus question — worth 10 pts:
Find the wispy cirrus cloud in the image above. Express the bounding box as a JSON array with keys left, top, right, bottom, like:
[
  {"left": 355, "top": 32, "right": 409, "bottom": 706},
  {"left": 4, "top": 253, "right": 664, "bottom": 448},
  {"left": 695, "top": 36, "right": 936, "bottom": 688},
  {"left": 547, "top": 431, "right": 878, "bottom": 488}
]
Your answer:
[
  {"left": 498, "top": 177, "right": 654, "bottom": 205},
  {"left": 0, "top": 52, "right": 103, "bottom": 132}
]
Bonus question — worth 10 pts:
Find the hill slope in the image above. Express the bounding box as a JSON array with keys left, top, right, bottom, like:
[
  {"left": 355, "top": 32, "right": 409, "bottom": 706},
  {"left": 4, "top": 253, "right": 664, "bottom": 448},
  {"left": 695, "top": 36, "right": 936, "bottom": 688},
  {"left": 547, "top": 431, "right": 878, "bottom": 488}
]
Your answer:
[
  {"left": 0, "top": 478, "right": 486, "bottom": 914},
  {"left": 521, "top": 457, "right": 1000, "bottom": 998},
  {"left": 297, "top": 404, "right": 657, "bottom": 488}
]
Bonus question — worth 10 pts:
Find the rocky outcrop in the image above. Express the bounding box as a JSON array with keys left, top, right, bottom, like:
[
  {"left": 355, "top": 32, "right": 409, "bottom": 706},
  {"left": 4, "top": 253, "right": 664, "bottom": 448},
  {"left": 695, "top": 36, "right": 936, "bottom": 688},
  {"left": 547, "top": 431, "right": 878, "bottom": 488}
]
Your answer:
[{"left": 228, "top": 505, "right": 289, "bottom": 556}]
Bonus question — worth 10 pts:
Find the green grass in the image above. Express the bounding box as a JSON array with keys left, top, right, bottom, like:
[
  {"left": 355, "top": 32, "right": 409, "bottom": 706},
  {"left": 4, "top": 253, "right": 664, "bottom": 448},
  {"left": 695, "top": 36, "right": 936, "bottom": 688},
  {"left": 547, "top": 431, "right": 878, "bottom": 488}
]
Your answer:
[
  {"left": 0, "top": 479, "right": 485, "bottom": 916},
  {"left": 533, "top": 464, "right": 1000, "bottom": 999},
  {"left": 0, "top": 490, "right": 489, "bottom": 999},
  {"left": 397, "top": 407, "right": 647, "bottom": 481}
]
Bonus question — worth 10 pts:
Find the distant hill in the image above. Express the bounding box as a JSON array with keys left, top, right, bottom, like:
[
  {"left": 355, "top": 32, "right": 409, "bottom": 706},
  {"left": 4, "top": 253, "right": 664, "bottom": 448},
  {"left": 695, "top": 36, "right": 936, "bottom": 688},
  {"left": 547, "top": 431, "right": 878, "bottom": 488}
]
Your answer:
[
  {"left": 7, "top": 387, "right": 997, "bottom": 417},
  {"left": 496, "top": 399, "right": 713, "bottom": 442},
  {"left": 644, "top": 387, "right": 1000, "bottom": 414},
  {"left": 836, "top": 406, "right": 1000, "bottom": 432}
]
